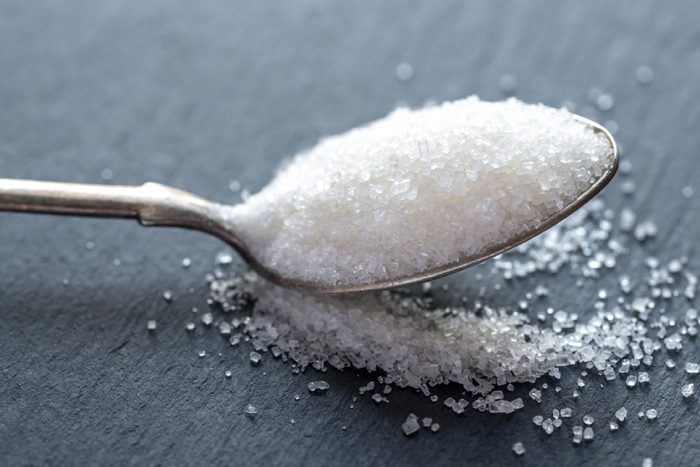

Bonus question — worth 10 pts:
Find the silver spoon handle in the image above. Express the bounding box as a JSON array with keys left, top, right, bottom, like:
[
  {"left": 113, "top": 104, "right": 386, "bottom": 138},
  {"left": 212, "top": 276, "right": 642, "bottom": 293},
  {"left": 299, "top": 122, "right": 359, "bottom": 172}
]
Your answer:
[{"left": 0, "top": 178, "right": 218, "bottom": 228}]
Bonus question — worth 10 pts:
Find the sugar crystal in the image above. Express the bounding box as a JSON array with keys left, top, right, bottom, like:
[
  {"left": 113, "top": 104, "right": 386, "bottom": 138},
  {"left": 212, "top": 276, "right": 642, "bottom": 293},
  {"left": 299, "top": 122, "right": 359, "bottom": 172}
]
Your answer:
[
  {"left": 401, "top": 414, "right": 420, "bottom": 436},
  {"left": 512, "top": 442, "right": 525, "bottom": 456},
  {"left": 682, "top": 383, "right": 695, "bottom": 398},
  {"left": 249, "top": 351, "right": 262, "bottom": 365},
  {"left": 245, "top": 404, "right": 257, "bottom": 417},
  {"left": 308, "top": 381, "right": 330, "bottom": 394},
  {"left": 685, "top": 362, "right": 700, "bottom": 375},
  {"left": 615, "top": 407, "right": 627, "bottom": 422}
]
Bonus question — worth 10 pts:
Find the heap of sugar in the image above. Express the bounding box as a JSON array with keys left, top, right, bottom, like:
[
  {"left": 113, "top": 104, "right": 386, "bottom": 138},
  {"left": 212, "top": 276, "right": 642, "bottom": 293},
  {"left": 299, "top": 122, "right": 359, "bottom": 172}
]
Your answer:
[
  {"left": 224, "top": 97, "right": 613, "bottom": 286},
  {"left": 212, "top": 269, "right": 642, "bottom": 395},
  {"left": 209, "top": 197, "right": 696, "bottom": 403}
]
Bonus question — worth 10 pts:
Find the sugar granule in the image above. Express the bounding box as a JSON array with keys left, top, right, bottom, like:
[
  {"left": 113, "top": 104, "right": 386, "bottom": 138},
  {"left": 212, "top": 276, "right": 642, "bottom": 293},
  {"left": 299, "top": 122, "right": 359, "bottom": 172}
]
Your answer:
[
  {"left": 225, "top": 97, "right": 613, "bottom": 286},
  {"left": 211, "top": 269, "right": 644, "bottom": 395},
  {"left": 682, "top": 383, "right": 695, "bottom": 398},
  {"left": 512, "top": 442, "right": 525, "bottom": 456},
  {"left": 308, "top": 381, "right": 330, "bottom": 394},
  {"left": 401, "top": 414, "right": 420, "bottom": 436}
]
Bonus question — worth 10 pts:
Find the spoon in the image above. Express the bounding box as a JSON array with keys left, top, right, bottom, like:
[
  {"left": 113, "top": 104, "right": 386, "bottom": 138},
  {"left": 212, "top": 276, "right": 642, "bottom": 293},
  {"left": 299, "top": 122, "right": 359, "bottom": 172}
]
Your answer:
[{"left": 0, "top": 116, "right": 617, "bottom": 294}]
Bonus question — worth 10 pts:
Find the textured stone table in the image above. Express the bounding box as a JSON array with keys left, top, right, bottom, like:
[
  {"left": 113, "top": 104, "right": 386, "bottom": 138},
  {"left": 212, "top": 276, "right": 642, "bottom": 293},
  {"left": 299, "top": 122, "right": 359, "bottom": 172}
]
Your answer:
[{"left": 1, "top": 1, "right": 699, "bottom": 465}]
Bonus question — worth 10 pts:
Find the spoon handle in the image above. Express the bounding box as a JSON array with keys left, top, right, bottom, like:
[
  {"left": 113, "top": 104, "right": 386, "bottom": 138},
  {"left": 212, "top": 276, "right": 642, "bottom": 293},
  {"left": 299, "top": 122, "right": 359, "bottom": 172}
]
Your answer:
[{"left": 0, "top": 178, "right": 218, "bottom": 228}]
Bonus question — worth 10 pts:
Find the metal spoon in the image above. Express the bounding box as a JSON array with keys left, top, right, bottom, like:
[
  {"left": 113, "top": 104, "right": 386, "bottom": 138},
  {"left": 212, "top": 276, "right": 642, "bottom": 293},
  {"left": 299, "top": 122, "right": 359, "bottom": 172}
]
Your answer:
[{"left": 0, "top": 116, "right": 618, "bottom": 294}]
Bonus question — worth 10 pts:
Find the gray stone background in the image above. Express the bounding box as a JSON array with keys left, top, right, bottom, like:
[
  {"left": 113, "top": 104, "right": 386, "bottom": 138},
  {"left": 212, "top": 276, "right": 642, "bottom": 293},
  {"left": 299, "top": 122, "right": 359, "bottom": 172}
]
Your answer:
[{"left": 1, "top": 1, "right": 699, "bottom": 466}]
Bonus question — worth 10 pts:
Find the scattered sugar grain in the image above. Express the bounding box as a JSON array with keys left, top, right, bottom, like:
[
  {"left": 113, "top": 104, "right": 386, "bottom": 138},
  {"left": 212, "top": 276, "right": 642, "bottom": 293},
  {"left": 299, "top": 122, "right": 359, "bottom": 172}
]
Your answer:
[
  {"left": 685, "top": 362, "right": 700, "bottom": 375},
  {"left": 245, "top": 404, "right": 257, "bottom": 418},
  {"left": 219, "top": 322, "right": 232, "bottom": 336},
  {"left": 229, "top": 180, "right": 241, "bottom": 192},
  {"left": 572, "top": 426, "right": 583, "bottom": 444},
  {"left": 308, "top": 381, "right": 330, "bottom": 394},
  {"left": 498, "top": 74, "right": 518, "bottom": 94},
  {"left": 249, "top": 351, "right": 262, "bottom": 365},
  {"left": 542, "top": 418, "right": 554, "bottom": 435},
  {"left": 146, "top": 320, "right": 157, "bottom": 332},
  {"left": 402, "top": 414, "right": 420, "bottom": 436},
  {"left": 512, "top": 442, "right": 525, "bottom": 456},
  {"left": 620, "top": 159, "right": 633, "bottom": 174},
  {"left": 615, "top": 407, "right": 628, "bottom": 422},
  {"left": 596, "top": 94, "right": 615, "bottom": 111},
  {"left": 682, "top": 383, "right": 695, "bottom": 398},
  {"left": 635, "top": 66, "right": 654, "bottom": 84},
  {"left": 395, "top": 63, "right": 414, "bottom": 81},
  {"left": 216, "top": 252, "right": 233, "bottom": 266},
  {"left": 201, "top": 312, "right": 213, "bottom": 326}
]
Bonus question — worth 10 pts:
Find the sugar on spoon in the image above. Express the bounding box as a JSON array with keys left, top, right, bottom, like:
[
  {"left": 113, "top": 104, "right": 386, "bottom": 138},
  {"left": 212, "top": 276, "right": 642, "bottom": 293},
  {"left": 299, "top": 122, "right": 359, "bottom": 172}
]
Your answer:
[{"left": 0, "top": 101, "right": 618, "bottom": 295}]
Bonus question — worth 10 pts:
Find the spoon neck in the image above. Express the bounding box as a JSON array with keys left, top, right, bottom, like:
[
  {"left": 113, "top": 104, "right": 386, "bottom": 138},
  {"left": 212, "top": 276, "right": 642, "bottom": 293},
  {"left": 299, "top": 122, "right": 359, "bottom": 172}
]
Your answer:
[{"left": 0, "top": 177, "right": 229, "bottom": 233}]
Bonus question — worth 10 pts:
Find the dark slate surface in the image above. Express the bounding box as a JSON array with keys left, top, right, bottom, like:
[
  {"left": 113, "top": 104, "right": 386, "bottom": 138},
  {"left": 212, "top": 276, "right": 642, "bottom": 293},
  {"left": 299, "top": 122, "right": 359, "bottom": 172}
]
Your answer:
[{"left": 1, "top": 1, "right": 699, "bottom": 466}]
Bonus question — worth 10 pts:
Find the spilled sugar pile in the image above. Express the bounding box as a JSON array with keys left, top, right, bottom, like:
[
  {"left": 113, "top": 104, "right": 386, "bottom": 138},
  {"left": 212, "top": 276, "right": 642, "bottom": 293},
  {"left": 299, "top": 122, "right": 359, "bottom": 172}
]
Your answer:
[
  {"left": 209, "top": 197, "right": 695, "bottom": 405},
  {"left": 210, "top": 208, "right": 642, "bottom": 399},
  {"left": 199, "top": 181, "right": 697, "bottom": 451},
  {"left": 224, "top": 97, "right": 614, "bottom": 287}
]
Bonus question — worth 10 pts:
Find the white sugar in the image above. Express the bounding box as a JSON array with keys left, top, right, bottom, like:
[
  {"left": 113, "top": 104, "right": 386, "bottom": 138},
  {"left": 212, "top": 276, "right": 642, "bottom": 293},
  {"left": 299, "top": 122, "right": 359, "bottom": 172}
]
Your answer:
[
  {"left": 401, "top": 414, "right": 420, "bottom": 436},
  {"left": 685, "top": 362, "right": 700, "bottom": 375},
  {"left": 211, "top": 261, "right": 646, "bottom": 395},
  {"left": 512, "top": 442, "right": 526, "bottom": 456},
  {"left": 244, "top": 404, "right": 257, "bottom": 417},
  {"left": 682, "top": 383, "right": 695, "bottom": 398},
  {"left": 308, "top": 381, "right": 330, "bottom": 394},
  {"left": 225, "top": 97, "right": 612, "bottom": 287}
]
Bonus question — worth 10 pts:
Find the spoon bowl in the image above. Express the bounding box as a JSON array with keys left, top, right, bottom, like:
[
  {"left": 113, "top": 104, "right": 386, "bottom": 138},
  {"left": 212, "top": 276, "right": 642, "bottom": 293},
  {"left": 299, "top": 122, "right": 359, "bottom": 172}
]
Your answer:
[{"left": 0, "top": 115, "right": 618, "bottom": 295}]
